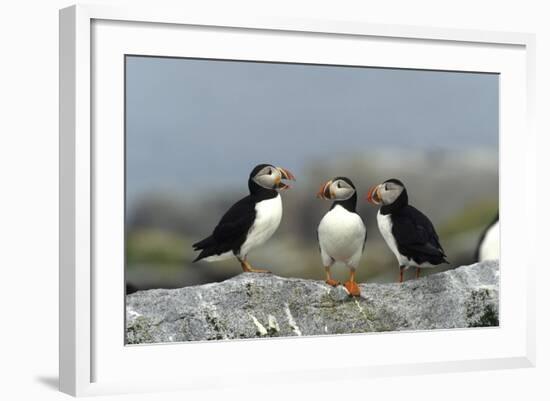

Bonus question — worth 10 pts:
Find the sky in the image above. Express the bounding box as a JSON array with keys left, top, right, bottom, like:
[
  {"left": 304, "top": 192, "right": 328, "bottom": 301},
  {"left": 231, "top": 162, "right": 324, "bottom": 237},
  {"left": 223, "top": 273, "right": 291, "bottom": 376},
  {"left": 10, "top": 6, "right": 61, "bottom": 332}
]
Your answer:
[{"left": 125, "top": 56, "right": 498, "bottom": 205}]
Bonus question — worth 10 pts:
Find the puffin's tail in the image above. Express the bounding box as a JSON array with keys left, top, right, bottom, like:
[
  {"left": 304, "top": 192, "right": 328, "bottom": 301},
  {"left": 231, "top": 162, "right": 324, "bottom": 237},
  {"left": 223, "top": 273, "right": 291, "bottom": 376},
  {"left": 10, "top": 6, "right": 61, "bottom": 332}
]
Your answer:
[
  {"left": 434, "top": 252, "right": 449, "bottom": 266},
  {"left": 192, "top": 235, "right": 216, "bottom": 262}
]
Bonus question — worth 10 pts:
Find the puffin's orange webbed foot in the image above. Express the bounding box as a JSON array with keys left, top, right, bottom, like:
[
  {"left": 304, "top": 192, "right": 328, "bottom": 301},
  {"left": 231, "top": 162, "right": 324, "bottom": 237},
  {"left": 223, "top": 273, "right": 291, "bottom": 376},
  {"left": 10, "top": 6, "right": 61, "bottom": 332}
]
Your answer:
[
  {"left": 325, "top": 278, "right": 340, "bottom": 287},
  {"left": 246, "top": 267, "right": 271, "bottom": 274},
  {"left": 344, "top": 281, "right": 361, "bottom": 297},
  {"left": 240, "top": 260, "right": 271, "bottom": 274}
]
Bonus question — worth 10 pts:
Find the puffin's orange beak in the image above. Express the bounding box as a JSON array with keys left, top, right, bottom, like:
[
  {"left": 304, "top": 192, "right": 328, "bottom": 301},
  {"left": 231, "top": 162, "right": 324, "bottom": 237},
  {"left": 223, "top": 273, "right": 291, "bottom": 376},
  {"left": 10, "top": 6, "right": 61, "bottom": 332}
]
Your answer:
[
  {"left": 366, "top": 184, "right": 381, "bottom": 205},
  {"left": 275, "top": 167, "right": 295, "bottom": 190},
  {"left": 277, "top": 167, "right": 295, "bottom": 181},
  {"left": 317, "top": 180, "right": 333, "bottom": 200}
]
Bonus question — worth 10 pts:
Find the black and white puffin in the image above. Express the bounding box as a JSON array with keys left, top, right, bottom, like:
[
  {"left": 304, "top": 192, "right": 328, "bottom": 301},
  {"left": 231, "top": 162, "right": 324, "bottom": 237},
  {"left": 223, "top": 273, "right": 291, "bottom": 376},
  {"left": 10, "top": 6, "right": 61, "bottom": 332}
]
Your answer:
[
  {"left": 366, "top": 179, "right": 448, "bottom": 282},
  {"left": 475, "top": 213, "right": 499, "bottom": 262},
  {"left": 316, "top": 177, "right": 366, "bottom": 296},
  {"left": 192, "top": 163, "right": 295, "bottom": 273}
]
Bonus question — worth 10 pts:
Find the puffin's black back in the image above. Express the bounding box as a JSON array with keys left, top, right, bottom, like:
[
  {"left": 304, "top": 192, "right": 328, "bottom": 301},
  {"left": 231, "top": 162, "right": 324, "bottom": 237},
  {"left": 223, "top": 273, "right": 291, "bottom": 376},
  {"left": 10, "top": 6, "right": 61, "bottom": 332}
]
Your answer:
[
  {"left": 379, "top": 183, "right": 447, "bottom": 265},
  {"left": 192, "top": 164, "right": 278, "bottom": 262},
  {"left": 391, "top": 205, "right": 448, "bottom": 265}
]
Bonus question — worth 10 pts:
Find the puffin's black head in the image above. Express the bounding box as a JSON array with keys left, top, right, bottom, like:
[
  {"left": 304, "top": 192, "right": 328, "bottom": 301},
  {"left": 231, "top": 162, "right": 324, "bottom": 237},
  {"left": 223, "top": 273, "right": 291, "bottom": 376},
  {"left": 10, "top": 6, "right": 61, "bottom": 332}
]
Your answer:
[
  {"left": 248, "top": 163, "right": 296, "bottom": 193},
  {"left": 366, "top": 178, "right": 408, "bottom": 207},
  {"left": 316, "top": 176, "right": 357, "bottom": 201}
]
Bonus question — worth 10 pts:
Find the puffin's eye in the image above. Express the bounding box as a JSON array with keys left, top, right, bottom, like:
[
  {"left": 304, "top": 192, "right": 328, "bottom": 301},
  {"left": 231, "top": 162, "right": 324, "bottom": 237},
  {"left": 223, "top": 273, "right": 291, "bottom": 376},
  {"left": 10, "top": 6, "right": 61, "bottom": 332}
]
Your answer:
[
  {"left": 337, "top": 182, "right": 341, "bottom": 188},
  {"left": 267, "top": 168, "right": 272, "bottom": 175}
]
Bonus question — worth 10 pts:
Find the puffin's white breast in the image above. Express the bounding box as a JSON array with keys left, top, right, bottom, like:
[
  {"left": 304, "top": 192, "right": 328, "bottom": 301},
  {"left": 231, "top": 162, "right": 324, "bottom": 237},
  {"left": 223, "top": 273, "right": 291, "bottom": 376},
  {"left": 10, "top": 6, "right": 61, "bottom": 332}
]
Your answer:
[
  {"left": 479, "top": 221, "right": 499, "bottom": 261},
  {"left": 239, "top": 195, "right": 282, "bottom": 257},
  {"left": 318, "top": 205, "right": 366, "bottom": 264},
  {"left": 377, "top": 211, "right": 408, "bottom": 266}
]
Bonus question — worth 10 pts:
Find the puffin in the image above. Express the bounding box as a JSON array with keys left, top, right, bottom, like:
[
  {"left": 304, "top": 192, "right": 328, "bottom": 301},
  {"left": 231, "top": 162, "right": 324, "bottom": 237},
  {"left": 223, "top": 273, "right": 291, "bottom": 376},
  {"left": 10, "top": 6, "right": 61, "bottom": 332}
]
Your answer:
[
  {"left": 475, "top": 213, "right": 499, "bottom": 262},
  {"left": 192, "top": 163, "right": 295, "bottom": 273},
  {"left": 366, "top": 179, "right": 448, "bottom": 282},
  {"left": 316, "top": 177, "right": 366, "bottom": 296}
]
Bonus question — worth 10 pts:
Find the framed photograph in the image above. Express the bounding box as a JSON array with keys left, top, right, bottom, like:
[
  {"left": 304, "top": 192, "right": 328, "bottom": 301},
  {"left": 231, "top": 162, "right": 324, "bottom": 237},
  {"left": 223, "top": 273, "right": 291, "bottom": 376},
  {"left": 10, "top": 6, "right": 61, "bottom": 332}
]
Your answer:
[{"left": 59, "top": 4, "right": 536, "bottom": 396}]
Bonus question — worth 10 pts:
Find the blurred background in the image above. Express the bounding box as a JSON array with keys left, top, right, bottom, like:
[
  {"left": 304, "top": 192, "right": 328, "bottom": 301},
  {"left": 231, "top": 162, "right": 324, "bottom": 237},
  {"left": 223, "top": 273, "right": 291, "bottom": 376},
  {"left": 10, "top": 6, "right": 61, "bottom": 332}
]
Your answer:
[{"left": 125, "top": 56, "right": 498, "bottom": 292}]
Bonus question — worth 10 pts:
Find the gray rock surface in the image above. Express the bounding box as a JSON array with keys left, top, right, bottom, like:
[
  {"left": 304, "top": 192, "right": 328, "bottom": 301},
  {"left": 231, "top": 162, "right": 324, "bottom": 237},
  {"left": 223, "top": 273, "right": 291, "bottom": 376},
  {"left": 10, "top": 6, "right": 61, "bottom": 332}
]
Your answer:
[{"left": 126, "top": 260, "right": 499, "bottom": 344}]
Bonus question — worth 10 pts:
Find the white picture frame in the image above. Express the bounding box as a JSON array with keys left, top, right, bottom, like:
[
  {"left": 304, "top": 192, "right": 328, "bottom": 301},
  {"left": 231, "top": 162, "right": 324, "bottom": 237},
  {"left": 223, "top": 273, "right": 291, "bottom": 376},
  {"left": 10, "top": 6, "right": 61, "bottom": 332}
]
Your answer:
[{"left": 59, "top": 4, "right": 536, "bottom": 397}]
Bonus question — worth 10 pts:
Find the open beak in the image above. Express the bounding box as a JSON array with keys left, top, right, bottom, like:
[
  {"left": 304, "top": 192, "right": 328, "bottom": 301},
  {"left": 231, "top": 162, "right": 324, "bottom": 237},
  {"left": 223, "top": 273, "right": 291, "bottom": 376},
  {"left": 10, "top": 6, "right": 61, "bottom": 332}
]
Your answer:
[
  {"left": 316, "top": 180, "right": 333, "bottom": 200},
  {"left": 366, "top": 184, "right": 382, "bottom": 205},
  {"left": 275, "top": 167, "right": 296, "bottom": 190}
]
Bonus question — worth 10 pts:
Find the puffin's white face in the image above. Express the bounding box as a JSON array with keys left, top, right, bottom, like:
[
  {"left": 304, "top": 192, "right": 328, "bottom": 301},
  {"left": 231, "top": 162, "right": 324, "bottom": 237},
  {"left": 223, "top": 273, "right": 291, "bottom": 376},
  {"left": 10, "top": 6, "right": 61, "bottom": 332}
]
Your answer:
[
  {"left": 252, "top": 165, "right": 295, "bottom": 191},
  {"left": 367, "top": 180, "right": 405, "bottom": 205},
  {"left": 317, "top": 178, "right": 356, "bottom": 201}
]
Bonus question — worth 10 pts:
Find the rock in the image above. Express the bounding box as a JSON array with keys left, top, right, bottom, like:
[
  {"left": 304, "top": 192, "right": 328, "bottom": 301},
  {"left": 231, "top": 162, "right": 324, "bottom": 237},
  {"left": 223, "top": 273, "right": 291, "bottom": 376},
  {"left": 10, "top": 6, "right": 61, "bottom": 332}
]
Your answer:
[{"left": 126, "top": 260, "right": 499, "bottom": 344}]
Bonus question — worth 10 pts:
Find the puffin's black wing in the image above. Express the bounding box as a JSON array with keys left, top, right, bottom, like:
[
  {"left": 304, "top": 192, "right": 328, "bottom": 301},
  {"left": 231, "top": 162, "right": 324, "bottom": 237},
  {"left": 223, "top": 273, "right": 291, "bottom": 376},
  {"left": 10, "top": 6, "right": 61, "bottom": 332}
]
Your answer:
[
  {"left": 192, "top": 196, "right": 256, "bottom": 262},
  {"left": 392, "top": 205, "right": 447, "bottom": 265}
]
